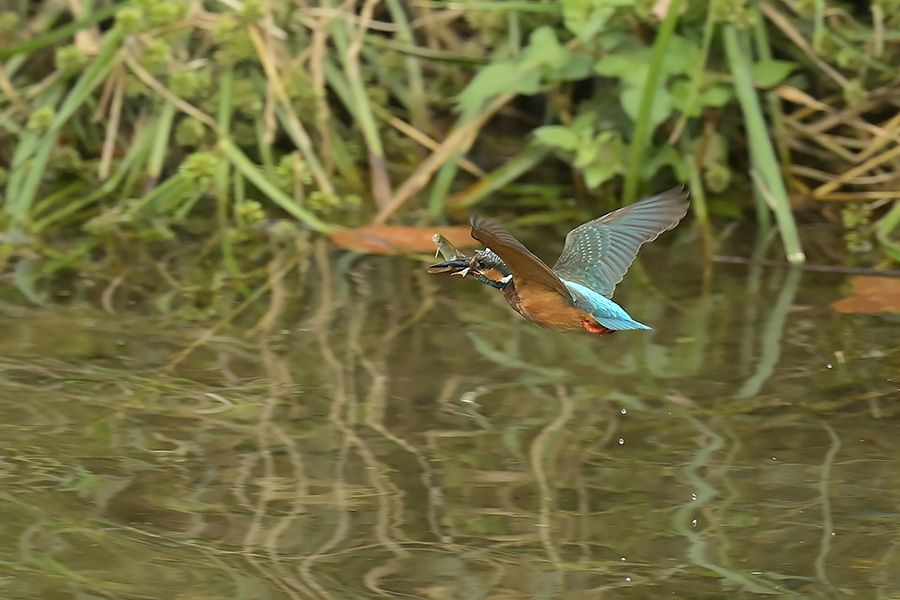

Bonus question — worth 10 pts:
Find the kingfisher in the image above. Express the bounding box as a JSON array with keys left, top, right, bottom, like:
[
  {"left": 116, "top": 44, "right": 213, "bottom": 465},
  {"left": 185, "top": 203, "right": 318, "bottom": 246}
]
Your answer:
[{"left": 428, "top": 186, "right": 689, "bottom": 335}]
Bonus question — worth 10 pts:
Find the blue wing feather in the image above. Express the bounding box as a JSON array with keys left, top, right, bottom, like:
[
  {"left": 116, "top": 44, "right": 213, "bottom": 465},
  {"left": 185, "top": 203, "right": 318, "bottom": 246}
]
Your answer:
[
  {"left": 552, "top": 186, "right": 689, "bottom": 298},
  {"left": 563, "top": 280, "right": 651, "bottom": 331}
]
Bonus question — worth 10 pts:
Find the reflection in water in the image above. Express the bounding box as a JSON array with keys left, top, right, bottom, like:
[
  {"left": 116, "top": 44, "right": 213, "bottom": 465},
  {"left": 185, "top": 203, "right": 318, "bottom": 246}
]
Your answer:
[
  {"left": 736, "top": 265, "right": 803, "bottom": 399},
  {"left": 0, "top": 239, "right": 898, "bottom": 599}
]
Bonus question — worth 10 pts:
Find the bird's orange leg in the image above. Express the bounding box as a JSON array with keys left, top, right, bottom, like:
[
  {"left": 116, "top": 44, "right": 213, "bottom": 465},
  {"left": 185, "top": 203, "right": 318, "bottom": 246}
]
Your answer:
[{"left": 582, "top": 319, "right": 615, "bottom": 336}]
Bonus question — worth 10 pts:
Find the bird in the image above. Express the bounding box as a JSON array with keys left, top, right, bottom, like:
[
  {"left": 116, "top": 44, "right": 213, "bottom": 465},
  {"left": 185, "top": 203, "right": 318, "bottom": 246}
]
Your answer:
[{"left": 428, "top": 186, "right": 690, "bottom": 335}]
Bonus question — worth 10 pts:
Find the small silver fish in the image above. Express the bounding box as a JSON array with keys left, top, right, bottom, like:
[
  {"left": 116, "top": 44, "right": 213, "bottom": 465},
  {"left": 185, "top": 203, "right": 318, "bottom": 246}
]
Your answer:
[{"left": 432, "top": 233, "right": 466, "bottom": 261}]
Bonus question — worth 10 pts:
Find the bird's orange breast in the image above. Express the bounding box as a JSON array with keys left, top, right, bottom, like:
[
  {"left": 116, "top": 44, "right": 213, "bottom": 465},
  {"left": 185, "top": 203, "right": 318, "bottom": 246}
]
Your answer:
[{"left": 503, "top": 283, "right": 592, "bottom": 331}]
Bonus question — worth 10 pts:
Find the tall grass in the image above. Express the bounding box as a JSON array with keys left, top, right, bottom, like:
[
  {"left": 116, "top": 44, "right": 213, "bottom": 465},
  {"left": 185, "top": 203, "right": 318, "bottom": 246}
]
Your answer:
[{"left": 0, "top": 1, "right": 896, "bottom": 309}]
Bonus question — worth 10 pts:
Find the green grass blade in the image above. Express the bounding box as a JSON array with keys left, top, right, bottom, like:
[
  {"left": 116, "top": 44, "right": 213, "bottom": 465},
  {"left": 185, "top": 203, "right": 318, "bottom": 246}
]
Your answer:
[
  {"left": 4, "top": 86, "right": 65, "bottom": 206},
  {"left": 668, "top": 1, "right": 716, "bottom": 144},
  {"left": 214, "top": 66, "right": 250, "bottom": 296},
  {"left": 121, "top": 123, "right": 156, "bottom": 198},
  {"left": 0, "top": 2, "right": 122, "bottom": 59},
  {"left": 329, "top": 11, "right": 391, "bottom": 206},
  {"left": 428, "top": 157, "right": 462, "bottom": 219},
  {"left": 125, "top": 172, "right": 193, "bottom": 216},
  {"left": 9, "top": 29, "right": 124, "bottom": 227},
  {"left": 32, "top": 123, "right": 155, "bottom": 232},
  {"left": 622, "top": 0, "right": 685, "bottom": 206},
  {"left": 723, "top": 24, "right": 805, "bottom": 264},
  {"left": 147, "top": 101, "right": 177, "bottom": 184},
  {"left": 219, "top": 139, "right": 335, "bottom": 233},
  {"left": 30, "top": 181, "right": 87, "bottom": 223},
  {"left": 752, "top": 16, "right": 790, "bottom": 188},
  {"left": 438, "top": 145, "right": 551, "bottom": 216},
  {"left": 384, "top": 0, "right": 427, "bottom": 129},
  {"left": 684, "top": 151, "right": 713, "bottom": 260},
  {"left": 364, "top": 36, "right": 487, "bottom": 65},
  {"left": 875, "top": 200, "right": 900, "bottom": 263}
]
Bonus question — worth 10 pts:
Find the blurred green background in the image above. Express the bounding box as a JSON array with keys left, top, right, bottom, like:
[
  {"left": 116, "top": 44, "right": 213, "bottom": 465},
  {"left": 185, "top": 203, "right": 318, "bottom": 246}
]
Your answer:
[{"left": 2, "top": 0, "right": 899, "bottom": 314}]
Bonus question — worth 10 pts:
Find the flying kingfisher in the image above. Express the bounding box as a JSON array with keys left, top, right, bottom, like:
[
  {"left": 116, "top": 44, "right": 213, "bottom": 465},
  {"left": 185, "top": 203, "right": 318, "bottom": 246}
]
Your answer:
[{"left": 428, "top": 186, "right": 690, "bottom": 335}]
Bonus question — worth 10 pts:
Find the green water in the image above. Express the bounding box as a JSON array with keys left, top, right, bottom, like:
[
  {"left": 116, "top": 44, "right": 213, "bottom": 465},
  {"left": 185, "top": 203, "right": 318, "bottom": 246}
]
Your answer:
[{"left": 0, "top": 243, "right": 898, "bottom": 599}]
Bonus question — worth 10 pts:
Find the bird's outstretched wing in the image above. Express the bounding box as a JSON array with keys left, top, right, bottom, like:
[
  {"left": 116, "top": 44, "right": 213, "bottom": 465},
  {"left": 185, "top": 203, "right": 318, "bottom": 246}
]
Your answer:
[
  {"left": 469, "top": 214, "right": 574, "bottom": 302},
  {"left": 552, "top": 186, "right": 690, "bottom": 298}
]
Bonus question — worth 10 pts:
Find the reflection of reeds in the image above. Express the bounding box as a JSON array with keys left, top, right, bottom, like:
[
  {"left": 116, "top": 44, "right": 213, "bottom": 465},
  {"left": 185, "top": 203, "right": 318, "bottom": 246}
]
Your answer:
[
  {"left": 2, "top": 250, "right": 899, "bottom": 597},
  {"left": 735, "top": 265, "right": 803, "bottom": 399}
]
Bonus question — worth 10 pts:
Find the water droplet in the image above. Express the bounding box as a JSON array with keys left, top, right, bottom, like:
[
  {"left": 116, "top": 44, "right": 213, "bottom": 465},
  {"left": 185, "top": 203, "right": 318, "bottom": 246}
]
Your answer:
[
  {"left": 691, "top": 493, "right": 697, "bottom": 501},
  {"left": 620, "top": 408, "right": 627, "bottom": 415},
  {"left": 625, "top": 577, "right": 631, "bottom": 582},
  {"left": 620, "top": 557, "right": 626, "bottom": 562},
  {"left": 618, "top": 438, "right": 624, "bottom": 445},
  {"left": 826, "top": 363, "right": 833, "bottom": 369},
  {"left": 692, "top": 519, "right": 697, "bottom": 527}
]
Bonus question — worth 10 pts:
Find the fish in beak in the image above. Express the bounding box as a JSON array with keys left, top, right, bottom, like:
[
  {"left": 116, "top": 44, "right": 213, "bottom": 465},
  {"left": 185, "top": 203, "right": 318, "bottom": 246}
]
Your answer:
[{"left": 427, "top": 257, "right": 474, "bottom": 277}]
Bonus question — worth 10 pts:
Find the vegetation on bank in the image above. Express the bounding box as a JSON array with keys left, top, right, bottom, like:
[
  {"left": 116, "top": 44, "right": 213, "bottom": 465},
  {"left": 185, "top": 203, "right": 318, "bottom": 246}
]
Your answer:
[{"left": 1, "top": 0, "right": 899, "bottom": 311}]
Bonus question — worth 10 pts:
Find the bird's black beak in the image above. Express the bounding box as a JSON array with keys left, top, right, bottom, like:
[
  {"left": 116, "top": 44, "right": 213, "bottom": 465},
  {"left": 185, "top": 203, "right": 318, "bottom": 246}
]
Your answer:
[{"left": 427, "top": 257, "right": 474, "bottom": 276}]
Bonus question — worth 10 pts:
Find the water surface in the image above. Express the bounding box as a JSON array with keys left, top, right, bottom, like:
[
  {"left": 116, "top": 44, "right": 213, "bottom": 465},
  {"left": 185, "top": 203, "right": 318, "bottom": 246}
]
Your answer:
[{"left": 0, "top": 241, "right": 898, "bottom": 599}]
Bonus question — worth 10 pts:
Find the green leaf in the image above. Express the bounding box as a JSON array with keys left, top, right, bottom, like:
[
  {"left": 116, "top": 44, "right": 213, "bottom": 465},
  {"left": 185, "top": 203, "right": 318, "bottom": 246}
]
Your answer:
[
  {"left": 670, "top": 80, "right": 698, "bottom": 116},
  {"left": 621, "top": 84, "right": 673, "bottom": 129},
  {"left": 574, "top": 142, "right": 600, "bottom": 168},
  {"left": 581, "top": 130, "right": 624, "bottom": 187},
  {"left": 671, "top": 80, "right": 733, "bottom": 116},
  {"left": 455, "top": 26, "right": 564, "bottom": 115},
  {"left": 584, "top": 162, "right": 618, "bottom": 188},
  {"left": 701, "top": 83, "right": 733, "bottom": 107},
  {"left": 752, "top": 59, "right": 797, "bottom": 88},
  {"left": 532, "top": 125, "right": 580, "bottom": 151},
  {"left": 707, "top": 198, "right": 745, "bottom": 219},
  {"left": 641, "top": 145, "right": 687, "bottom": 181},
  {"left": 595, "top": 129, "right": 625, "bottom": 159},
  {"left": 521, "top": 26, "right": 566, "bottom": 69},
  {"left": 661, "top": 35, "right": 701, "bottom": 76},
  {"left": 595, "top": 35, "right": 697, "bottom": 87},
  {"left": 570, "top": 111, "right": 598, "bottom": 134},
  {"left": 552, "top": 52, "right": 595, "bottom": 81},
  {"left": 562, "top": 0, "right": 616, "bottom": 39},
  {"left": 595, "top": 53, "right": 648, "bottom": 86},
  {"left": 456, "top": 62, "right": 542, "bottom": 114}
]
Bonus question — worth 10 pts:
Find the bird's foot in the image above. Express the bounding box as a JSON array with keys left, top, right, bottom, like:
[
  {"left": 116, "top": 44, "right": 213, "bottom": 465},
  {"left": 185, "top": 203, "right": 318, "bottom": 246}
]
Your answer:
[{"left": 582, "top": 319, "right": 614, "bottom": 336}]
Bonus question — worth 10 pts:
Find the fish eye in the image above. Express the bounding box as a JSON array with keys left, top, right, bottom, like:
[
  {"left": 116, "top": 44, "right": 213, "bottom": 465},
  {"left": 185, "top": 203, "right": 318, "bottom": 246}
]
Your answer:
[{"left": 475, "top": 259, "right": 486, "bottom": 269}]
